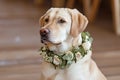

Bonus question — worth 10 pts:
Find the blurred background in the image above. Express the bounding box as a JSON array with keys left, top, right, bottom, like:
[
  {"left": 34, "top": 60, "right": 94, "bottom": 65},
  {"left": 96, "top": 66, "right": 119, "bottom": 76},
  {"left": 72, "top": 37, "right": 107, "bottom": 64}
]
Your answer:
[{"left": 0, "top": 0, "right": 120, "bottom": 80}]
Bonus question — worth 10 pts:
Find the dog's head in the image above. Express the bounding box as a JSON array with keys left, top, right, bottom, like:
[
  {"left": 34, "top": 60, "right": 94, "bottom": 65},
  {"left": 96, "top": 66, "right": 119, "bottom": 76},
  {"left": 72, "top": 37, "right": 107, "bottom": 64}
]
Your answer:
[{"left": 39, "top": 8, "right": 88, "bottom": 45}]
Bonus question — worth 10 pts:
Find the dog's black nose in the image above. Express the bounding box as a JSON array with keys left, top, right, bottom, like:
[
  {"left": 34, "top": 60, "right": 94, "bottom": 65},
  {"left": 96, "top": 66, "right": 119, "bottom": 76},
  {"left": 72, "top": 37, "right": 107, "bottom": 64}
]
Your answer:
[{"left": 40, "top": 28, "right": 50, "bottom": 37}]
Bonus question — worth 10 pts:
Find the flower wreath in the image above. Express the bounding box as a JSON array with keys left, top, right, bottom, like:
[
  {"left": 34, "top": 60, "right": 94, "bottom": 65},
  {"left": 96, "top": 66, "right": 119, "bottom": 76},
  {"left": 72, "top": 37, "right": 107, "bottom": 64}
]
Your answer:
[{"left": 39, "top": 32, "right": 93, "bottom": 69}]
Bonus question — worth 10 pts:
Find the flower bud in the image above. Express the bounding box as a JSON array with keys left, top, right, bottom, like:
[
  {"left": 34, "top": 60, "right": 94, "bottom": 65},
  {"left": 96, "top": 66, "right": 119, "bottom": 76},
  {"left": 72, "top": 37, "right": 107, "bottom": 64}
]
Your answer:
[
  {"left": 82, "top": 41, "right": 91, "bottom": 50},
  {"left": 53, "top": 55, "right": 61, "bottom": 65},
  {"left": 63, "top": 51, "right": 74, "bottom": 60},
  {"left": 75, "top": 52, "right": 82, "bottom": 60}
]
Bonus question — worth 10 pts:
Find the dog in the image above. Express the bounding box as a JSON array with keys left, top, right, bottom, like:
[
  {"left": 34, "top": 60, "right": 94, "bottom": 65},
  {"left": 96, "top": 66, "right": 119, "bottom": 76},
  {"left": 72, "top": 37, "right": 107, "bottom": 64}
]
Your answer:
[{"left": 39, "top": 8, "right": 107, "bottom": 80}]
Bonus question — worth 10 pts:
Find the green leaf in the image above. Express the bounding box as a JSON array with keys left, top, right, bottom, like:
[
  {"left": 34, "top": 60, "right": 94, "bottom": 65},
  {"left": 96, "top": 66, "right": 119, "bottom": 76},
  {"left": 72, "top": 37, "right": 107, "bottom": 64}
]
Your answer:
[
  {"left": 59, "top": 60, "right": 67, "bottom": 69},
  {"left": 81, "top": 32, "right": 86, "bottom": 42},
  {"left": 89, "top": 37, "right": 93, "bottom": 43},
  {"left": 79, "top": 45, "right": 86, "bottom": 57},
  {"left": 86, "top": 32, "right": 90, "bottom": 37},
  {"left": 67, "top": 60, "right": 73, "bottom": 65}
]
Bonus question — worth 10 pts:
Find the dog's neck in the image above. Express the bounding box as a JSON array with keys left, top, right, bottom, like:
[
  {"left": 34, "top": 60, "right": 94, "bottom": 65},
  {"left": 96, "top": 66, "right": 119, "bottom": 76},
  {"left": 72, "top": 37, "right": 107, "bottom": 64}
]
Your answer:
[
  {"left": 40, "top": 32, "right": 93, "bottom": 69},
  {"left": 47, "top": 34, "right": 82, "bottom": 54}
]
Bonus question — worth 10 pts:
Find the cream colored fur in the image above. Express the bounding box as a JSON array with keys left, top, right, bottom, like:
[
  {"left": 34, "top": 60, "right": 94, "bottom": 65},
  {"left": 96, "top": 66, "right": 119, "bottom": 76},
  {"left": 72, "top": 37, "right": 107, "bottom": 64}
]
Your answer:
[{"left": 39, "top": 8, "right": 107, "bottom": 80}]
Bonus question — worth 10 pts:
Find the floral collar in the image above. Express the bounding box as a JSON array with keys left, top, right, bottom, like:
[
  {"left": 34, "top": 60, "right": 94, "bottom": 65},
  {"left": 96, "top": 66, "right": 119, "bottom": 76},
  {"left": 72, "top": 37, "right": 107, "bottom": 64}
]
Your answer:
[{"left": 39, "top": 32, "right": 93, "bottom": 69}]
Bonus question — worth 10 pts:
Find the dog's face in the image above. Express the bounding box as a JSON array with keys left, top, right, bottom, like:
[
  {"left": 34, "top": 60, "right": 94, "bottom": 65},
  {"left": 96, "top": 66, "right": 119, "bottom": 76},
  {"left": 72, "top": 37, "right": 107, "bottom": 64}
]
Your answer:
[{"left": 39, "top": 8, "right": 88, "bottom": 45}]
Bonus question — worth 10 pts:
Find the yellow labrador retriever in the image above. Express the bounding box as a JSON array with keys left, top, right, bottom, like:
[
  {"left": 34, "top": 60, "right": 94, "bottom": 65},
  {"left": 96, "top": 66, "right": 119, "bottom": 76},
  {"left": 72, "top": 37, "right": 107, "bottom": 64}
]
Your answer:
[{"left": 39, "top": 8, "right": 107, "bottom": 80}]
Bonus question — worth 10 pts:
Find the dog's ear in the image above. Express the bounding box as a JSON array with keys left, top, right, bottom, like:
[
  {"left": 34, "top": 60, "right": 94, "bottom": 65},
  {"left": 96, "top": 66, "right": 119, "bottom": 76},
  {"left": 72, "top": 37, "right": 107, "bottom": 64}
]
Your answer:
[{"left": 68, "top": 9, "right": 88, "bottom": 37}]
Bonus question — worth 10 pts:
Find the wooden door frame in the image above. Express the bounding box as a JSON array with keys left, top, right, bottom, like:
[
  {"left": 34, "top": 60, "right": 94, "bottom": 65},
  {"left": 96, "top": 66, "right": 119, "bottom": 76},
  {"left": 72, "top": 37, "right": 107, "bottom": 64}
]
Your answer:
[{"left": 111, "top": 0, "right": 120, "bottom": 35}]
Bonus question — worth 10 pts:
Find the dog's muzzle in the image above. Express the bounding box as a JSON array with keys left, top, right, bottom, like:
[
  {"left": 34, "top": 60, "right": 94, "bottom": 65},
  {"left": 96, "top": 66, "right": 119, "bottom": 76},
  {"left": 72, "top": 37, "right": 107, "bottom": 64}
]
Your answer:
[{"left": 40, "top": 28, "right": 50, "bottom": 43}]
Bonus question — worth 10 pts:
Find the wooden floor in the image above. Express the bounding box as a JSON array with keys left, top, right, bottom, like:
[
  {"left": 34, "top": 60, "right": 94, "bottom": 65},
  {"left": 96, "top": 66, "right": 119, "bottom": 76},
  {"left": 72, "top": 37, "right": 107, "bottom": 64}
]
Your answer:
[{"left": 0, "top": 0, "right": 120, "bottom": 80}]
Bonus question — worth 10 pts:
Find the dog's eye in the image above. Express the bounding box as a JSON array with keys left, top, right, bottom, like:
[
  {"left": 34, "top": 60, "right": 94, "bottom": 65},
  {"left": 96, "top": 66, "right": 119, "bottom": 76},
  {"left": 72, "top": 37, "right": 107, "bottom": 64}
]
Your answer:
[
  {"left": 45, "top": 18, "right": 49, "bottom": 23},
  {"left": 58, "top": 19, "right": 66, "bottom": 23}
]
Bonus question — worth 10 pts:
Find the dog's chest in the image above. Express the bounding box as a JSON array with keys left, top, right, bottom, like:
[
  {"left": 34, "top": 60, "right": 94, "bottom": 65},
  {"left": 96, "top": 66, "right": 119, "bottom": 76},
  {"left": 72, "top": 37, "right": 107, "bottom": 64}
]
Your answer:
[{"left": 41, "top": 61, "right": 91, "bottom": 80}]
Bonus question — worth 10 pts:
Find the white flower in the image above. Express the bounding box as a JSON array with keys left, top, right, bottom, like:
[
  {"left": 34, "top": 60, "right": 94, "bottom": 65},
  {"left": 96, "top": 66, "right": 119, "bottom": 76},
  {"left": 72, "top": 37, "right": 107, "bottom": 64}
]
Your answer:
[
  {"left": 53, "top": 55, "right": 61, "bottom": 65},
  {"left": 63, "top": 51, "right": 74, "bottom": 60},
  {"left": 82, "top": 41, "right": 91, "bottom": 50},
  {"left": 75, "top": 52, "right": 82, "bottom": 60}
]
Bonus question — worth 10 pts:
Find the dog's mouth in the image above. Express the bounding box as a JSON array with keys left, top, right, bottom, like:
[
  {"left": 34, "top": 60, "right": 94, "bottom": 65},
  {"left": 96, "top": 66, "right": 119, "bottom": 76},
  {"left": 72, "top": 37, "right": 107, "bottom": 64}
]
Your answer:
[{"left": 41, "top": 39, "right": 61, "bottom": 45}]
